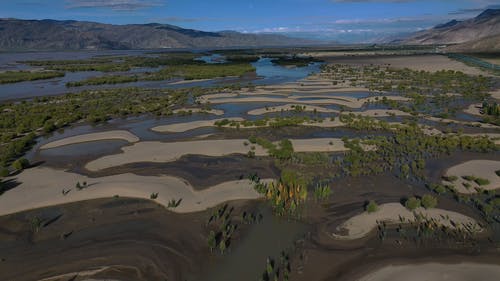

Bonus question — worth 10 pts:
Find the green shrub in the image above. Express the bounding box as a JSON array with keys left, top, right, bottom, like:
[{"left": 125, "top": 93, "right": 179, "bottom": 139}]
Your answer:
[
  {"left": 474, "top": 177, "right": 490, "bottom": 186},
  {"left": 462, "top": 175, "right": 476, "bottom": 181},
  {"left": 0, "top": 168, "right": 9, "bottom": 177},
  {"left": 12, "top": 158, "right": 29, "bottom": 170},
  {"left": 442, "top": 175, "right": 458, "bottom": 182},
  {"left": 366, "top": 200, "right": 378, "bottom": 213},
  {"left": 405, "top": 197, "right": 421, "bottom": 210},
  {"left": 314, "top": 184, "right": 332, "bottom": 201},
  {"left": 421, "top": 194, "right": 438, "bottom": 209}
]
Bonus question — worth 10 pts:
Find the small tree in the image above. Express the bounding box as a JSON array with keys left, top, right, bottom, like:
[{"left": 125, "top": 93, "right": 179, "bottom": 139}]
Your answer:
[
  {"left": 219, "top": 239, "right": 226, "bottom": 254},
  {"left": 0, "top": 168, "right": 9, "bottom": 177},
  {"left": 421, "top": 194, "right": 438, "bottom": 209},
  {"left": 405, "top": 197, "right": 421, "bottom": 210},
  {"left": 207, "top": 230, "right": 216, "bottom": 252},
  {"left": 366, "top": 200, "right": 378, "bottom": 213}
]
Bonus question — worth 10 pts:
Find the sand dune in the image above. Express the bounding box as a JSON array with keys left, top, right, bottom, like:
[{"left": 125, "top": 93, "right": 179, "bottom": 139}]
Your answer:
[
  {"left": 332, "top": 203, "right": 481, "bottom": 240},
  {"left": 442, "top": 160, "right": 500, "bottom": 194},
  {"left": 40, "top": 130, "right": 139, "bottom": 150},
  {"left": 0, "top": 167, "right": 269, "bottom": 216}
]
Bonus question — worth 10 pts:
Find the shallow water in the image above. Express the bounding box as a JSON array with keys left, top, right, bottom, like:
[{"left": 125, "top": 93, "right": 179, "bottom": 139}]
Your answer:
[
  {"left": 252, "top": 58, "right": 322, "bottom": 85},
  {"left": 196, "top": 54, "right": 226, "bottom": 64},
  {"left": 38, "top": 139, "right": 129, "bottom": 158},
  {"left": 198, "top": 204, "right": 308, "bottom": 281},
  {"left": 0, "top": 54, "right": 321, "bottom": 101}
]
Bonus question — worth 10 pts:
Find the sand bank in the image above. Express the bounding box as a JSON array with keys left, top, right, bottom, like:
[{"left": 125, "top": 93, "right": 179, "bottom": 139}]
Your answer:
[
  {"left": 357, "top": 263, "right": 500, "bottom": 281},
  {"left": 40, "top": 130, "right": 139, "bottom": 150},
  {"left": 0, "top": 167, "right": 269, "bottom": 216},
  {"left": 85, "top": 139, "right": 268, "bottom": 171},
  {"left": 247, "top": 104, "right": 338, "bottom": 115},
  {"left": 490, "top": 89, "right": 500, "bottom": 100},
  {"left": 348, "top": 109, "right": 411, "bottom": 117},
  {"left": 442, "top": 160, "right": 500, "bottom": 194},
  {"left": 332, "top": 203, "right": 481, "bottom": 240},
  {"left": 463, "top": 103, "right": 482, "bottom": 116},
  {"left": 168, "top": 78, "right": 213, "bottom": 85},
  {"left": 290, "top": 138, "right": 346, "bottom": 152},
  {"left": 151, "top": 117, "right": 244, "bottom": 133},
  {"left": 86, "top": 138, "right": 349, "bottom": 171},
  {"left": 426, "top": 116, "right": 500, "bottom": 129},
  {"left": 199, "top": 94, "right": 408, "bottom": 109},
  {"left": 309, "top": 54, "right": 490, "bottom": 76},
  {"left": 173, "top": 107, "right": 224, "bottom": 116}
]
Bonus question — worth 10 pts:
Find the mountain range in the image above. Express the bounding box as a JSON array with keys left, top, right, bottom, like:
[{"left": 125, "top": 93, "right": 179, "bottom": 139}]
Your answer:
[
  {"left": 0, "top": 9, "right": 499, "bottom": 52},
  {"left": 0, "top": 19, "right": 316, "bottom": 51}
]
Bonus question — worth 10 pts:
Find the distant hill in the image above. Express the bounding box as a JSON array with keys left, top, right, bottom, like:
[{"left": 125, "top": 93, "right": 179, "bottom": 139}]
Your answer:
[
  {"left": 0, "top": 19, "right": 317, "bottom": 51},
  {"left": 398, "top": 9, "right": 500, "bottom": 46}
]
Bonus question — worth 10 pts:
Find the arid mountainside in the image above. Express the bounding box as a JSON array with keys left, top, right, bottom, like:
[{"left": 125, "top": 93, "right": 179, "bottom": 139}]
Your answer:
[
  {"left": 0, "top": 19, "right": 314, "bottom": 51},
  {"left": 400, "top": 9, "right": 500, "bottom": 47},
  {"left": 446, "top": 34, "right": 500, "bottom": 53}
]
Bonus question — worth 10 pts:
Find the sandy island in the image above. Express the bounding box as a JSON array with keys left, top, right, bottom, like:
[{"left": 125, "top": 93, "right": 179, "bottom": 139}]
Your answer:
[
  {"left": 357, "top": 263, "right": 500, "bottom": 281},
  {"left": 463, "top": 103, "right": 482, "bottom": 116},
  {"left": 248, "top": 104, "right": 338, "bottom": 115},
  {"left": 332, "top": 203, "right": 481, "bottom": 240},
  {"left": 442, "top": 160, "right": 500, "bottom": 194},
  {"left": 173, "top": 107, "right": 224, "bottom": 116},
  {"left": 0, "top": 167, "right": 271, "bottom": 216},
  {"left": 151, "top": 117, "right": 244, "bottom": 133},
  {"left": 85, "top": 138, "right": 349, "bottom": 171},
  {"left": 198, "top": 92, "right": 409, "bottom": 109},
  {"left": 300, "top": 54, "right": 491, "bottom": 76},
  {"left": 426, "top": 116, "right": 500, "bottom": 129},
  {"left": 40, "top": 130, "right": 140, "bottom": 150}
]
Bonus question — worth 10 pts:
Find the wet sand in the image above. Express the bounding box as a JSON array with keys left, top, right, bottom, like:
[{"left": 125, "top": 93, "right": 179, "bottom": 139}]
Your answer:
[{"left": 0, "top": 198, "right": 218, "bottom": 281}]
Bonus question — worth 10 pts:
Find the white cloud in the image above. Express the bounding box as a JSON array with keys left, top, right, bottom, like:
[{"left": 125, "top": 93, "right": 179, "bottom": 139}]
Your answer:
[{"left": 66, "top": 0, "right": 164, "bottom": 11}]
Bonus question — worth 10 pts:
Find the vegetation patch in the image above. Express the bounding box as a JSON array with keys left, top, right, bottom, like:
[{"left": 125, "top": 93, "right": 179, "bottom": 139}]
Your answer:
[{"left": 0, "top": 70, "right": 64, "bottom": 84}]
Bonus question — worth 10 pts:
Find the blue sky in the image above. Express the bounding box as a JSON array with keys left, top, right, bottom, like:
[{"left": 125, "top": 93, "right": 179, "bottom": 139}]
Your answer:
[{"left": 1, "top": 0, "right": 499, "bottom": 42}]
